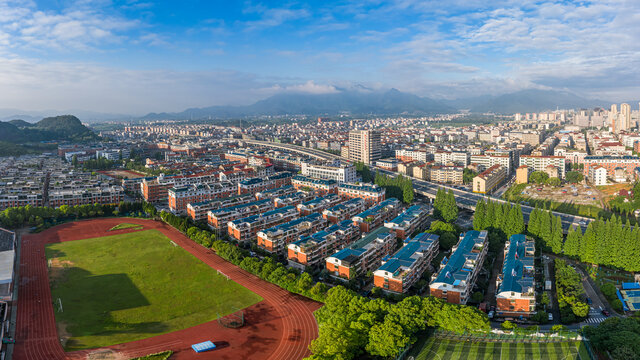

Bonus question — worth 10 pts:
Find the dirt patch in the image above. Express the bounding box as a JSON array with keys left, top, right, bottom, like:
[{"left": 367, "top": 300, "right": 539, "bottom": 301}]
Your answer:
[
  {"left": 85, "top": 349, "right": 128, "bottom": 360},
  {"left": 56, "top": 322, "right": 71, "bottom": 349},
  {"left": 49, "top": 258, "right": 74, "bottom": 283}
]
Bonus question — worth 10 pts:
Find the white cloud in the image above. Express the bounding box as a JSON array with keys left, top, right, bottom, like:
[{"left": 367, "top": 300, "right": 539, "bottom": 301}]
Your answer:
[
  {"left": 242, "top": 4, "right": 310, "bottom": 31},
  {"left": 265, "top": 80, "right": 339, "bottom": 94}
]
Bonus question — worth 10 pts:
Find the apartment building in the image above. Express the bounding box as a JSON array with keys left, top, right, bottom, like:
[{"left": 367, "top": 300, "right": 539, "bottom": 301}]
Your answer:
[
  {"left": 48, "top": 186, "right": 124, "bottom": 207},
  {"left": 338, "top": 183, "right": 386, "bottom": 207},
  {"left": 519, "top": 155, "right": 566, "bottom": 179},
  {"left": 434, "top": 151, "right": 469, "bottom": 166},
  {"left": 0, "top": 193, "right": 44, "bottom": 210},
  {"left": 255, "top": 185, "right": 297, "bottom": 201},
  {"left": 470, "top": 154, "right": 512, "bottom": 174},
  {"left": 352, "top": 198, "right": 402, "bottom": 233},
  {"left": 582, "top": 156, "right": 640, "bottom": 178},
  {"left": 588, "top": 166, "right": 608, "bottom": 186},
  {"left": 207, "top": 199, "right": 274, "bottom": 229},
  {"left": 430, "top": 166, "right": 464, "bottom": 184},
  {"left": 237, "top": 172, "right": 293, "bottom": 195},
  {"left": 472, "top": 165, "right": 507, "bottom": 194},
  {"left": 375, "top": 158, "right": 399, "bottom": 172},
  {"left": 296, "top": 194, "right": 343, "bottom": 216},
  {"left": 186, "top": 194, "right": 255, "bottom": 221},
  {"left": 373, "top": 233, "right": 440, "bottom": 294},
  {"left": 168, "top": 181, "right": 235, "bottom": 214},
  {"left": 273, "top": 191, "right": 316, "bottom": 208},
  {"left": 322, "top": 198, "right": 366, "bottom": 224},
  {"left": 301, "top": 162, "right": 357, "bottom": 183},
  {"left": 141, "top": 172, "right": 219, "bottom": 203},
  {"left": 288, "top": 220, "right": 360, "bottom": 270},
  {"left": 325, "top": 227, "right": 396, "bottom": 280},
  {"left": 429, "top": 230, "right": 489, "bottom": 304},
  {"left": 228, "top": 205, "right": 299, "bottom": 243},
  {"left": 256, "top": 213, "right": 327, "bottom": 254},
  {"left": 496, "top": 234, "right": 536, "bottom": 318},
  {"left": 395, "top": 149, "right": 429, "bottom": 163},
  {"left": 383, "top": 204, "right": 430, "bottom": 239},
  {"left": 291, "top": 175, "right": 338, "bottom": 195}
]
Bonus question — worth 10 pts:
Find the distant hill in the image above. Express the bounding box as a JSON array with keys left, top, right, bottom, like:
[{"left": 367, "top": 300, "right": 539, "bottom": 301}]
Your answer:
[
  {"left": 0, "top": 115, "right": 98, "bottom": 144},
  {"left": 142, "top": 88, "right": 456, "bottom": 119},
  {"left": 448, "top": 89, "right": 609, "bottom": 114}
]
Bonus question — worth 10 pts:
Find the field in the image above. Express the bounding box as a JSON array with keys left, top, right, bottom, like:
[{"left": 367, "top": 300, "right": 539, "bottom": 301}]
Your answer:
[
  {"left": 109, "top": 223, "right": 143, "bottom": 231},
  {"left": 409, "top": 337, "right": 591, "bottom": 360},
  {"left": 45, "top": 228, "right": 262, "bottom": 351}
]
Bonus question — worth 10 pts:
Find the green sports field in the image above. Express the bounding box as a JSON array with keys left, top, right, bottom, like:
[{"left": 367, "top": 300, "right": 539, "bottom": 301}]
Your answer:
[
  {"left": 45, "top": 229, "right": 262, "bottom": 351},
  {"left": 409, "top": 336, "right": 591, "bottom": 360}
]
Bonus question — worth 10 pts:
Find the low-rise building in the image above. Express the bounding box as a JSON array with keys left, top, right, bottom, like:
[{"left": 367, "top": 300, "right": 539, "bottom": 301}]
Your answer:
[
  {"left": 296, "top": 194, "right": 343, "bottom": 216},
  {"left": 186, "top": 194, "right": 255, "bottom": 221},
  {"left": 237, "top": 172, "right": 293, "bottom": 195},
  {"left": 322, "top": 198, "right": 366, "bottom": 224},
  {"left": 519, "top": 156, "right": 566, "bottom": 179},
  {"left": 383, "top": 204, "right": 430, "bottom": 239},
  {"left": 429, "top": 230, "right": 489, "bottom": 304},
  {"left": 588, "top": 166, "right": 607, "bottom": 186},
  {"left": 301, "top": 162, "right": 356, "bottom": 183},
  {"left": 48, "top": 186, "right": 124, "bottom": 207},
  {"left": 472, "top": 165, "right": 507, "bottom": 194},
  {"left": 207, "top": 199, "right": 274, "bottom": 229},
  {"left": 430, "top": 165, "right": 464, "bottom": 184},
  {"left": 496, "top": 234, "right": 536, "bottom": 318},
  {"left": 291, "top": 175, "right": 338, "bottom": 195},
  {"left": 352, "top": 198, "right": 402, "bottom": 233},
  {"left": 255, "top": 185, "right": 297, "bottom": 201},
  {"left": 373, "top": 233, "right": 440, "bottom": 293},
  {"left": 256, "top": 213, "right": 327, "bottom": 254},
  {"left": 227, "top": 205, "right": 299, "bottom": 243},
  {"left": 515, "top": 165, "right": 529, "bottom": 184},
  {"left": 168, "top": 181, "right": 235, "bottom": 214},
  {"left": 325, "top": 227, "right": 397, "bottom": 280},
  {"left": 273, "top": 191, "right": 316, "bottom": 208},
  {"left": 288, "top": 220, "right": 360, "bottom": 269},
  {"left": 338, "top": 183, "right": 386, "bottom": 206}
]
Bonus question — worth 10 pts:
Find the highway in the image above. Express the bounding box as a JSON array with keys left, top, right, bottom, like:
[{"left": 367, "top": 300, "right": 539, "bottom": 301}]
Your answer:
[{"left": 245, "top": 140, "right": 594, "bottom": 233}]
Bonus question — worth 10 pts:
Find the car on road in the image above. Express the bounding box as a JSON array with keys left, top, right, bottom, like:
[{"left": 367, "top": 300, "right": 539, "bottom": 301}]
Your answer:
[
  {"left": 586, "top": 298, "right": 592, "bottom": 305},
  {"left": 488, "top": 311, "right": 494, "bottom": 319},
  {"left": 601, "top": 309, "right": 610, "bottom": 317},
  {"left": 579, "top": 220, "right": 587, "bottom": 226},
  {"left": 548, "top": 313, "right": 553, "bottom": 321}
]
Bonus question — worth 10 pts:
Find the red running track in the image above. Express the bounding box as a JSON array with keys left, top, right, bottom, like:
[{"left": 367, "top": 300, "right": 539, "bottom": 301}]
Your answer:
[{"left": 13, "top": 218, "right": 321, "bottom": 360}]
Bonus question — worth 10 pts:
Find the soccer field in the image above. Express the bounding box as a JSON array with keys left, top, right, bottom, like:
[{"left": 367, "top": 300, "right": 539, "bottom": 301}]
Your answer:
[
  {"left": 409, "top": 336, "right": 591, "bottom": 360},
  {"left": 45, "top": 229, "right": 262, "bottom": 351}
]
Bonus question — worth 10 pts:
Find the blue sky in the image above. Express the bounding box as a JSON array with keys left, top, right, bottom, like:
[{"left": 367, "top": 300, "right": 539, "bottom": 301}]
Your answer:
[{"left": 0, "top": 0, "right": 639, "bottom": 114}]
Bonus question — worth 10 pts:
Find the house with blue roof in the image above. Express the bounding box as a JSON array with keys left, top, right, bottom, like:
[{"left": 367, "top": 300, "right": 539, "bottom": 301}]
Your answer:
[
  {"left": 384, "top": 204, "right": 430, "bottom": 239},
  {"left": 352, "top": 198, "right": 402, "bottom": 233},
  {"left": 429, "top": 230, "right": 488, "bottom": 304},
  {"left": 186, "top": 193, "right": 255, "bottom": 221},
  {"left": 338, "top": 182, "right": 386, "bottom": 207},
  {"left": 322, "top": 198, "right": 366, "bottom": 224},
  {"left": 296, "top": 194, "right": 343, "bottom": 216},
  {"left": 207, "top": 198, "right": 274, "bottom": 229},
  {"left": 255, "top": 185, "right": 296, "bottom": 201},
  {"left": 287, "top": 220, "right": 360, "bottom": 270},
  {"left": 256, "top": 213, "right": 327, "bottom": 254},
  {"left": 325, "top": 227, "right": 396, "bottom": 280},
  {"left": 292, "top": 174, "right": 338, "bottom": 195},
  {"left": 496, "top": 234, "right": 536, "bottom": 317},
  {"left": 228, "top": 205, "right": 299, "bottom": 242},
  {"left": 373, "top": 233, "right": 439, "bottom": 293}
]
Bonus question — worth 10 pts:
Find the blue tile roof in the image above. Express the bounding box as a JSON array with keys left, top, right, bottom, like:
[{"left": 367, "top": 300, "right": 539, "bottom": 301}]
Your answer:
[
  {"left": 433, "top": 230, "right": 487, "bottom": 285},
  {"left": 378, "top": 233, "right": 439, "bottom": 274},
  {"left": 499, "top": 234, "right": 535, "bottom": 294}
]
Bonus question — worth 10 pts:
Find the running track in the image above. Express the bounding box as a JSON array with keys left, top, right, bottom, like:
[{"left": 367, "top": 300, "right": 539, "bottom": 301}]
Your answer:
[{"left": 13, "top": 218, "right": 321, "bottom": 360}]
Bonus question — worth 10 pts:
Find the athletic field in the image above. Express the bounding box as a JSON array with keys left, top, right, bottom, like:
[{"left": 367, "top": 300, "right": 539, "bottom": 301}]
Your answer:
[
  {"left": 45, "top": 229, "right": 262, "bottom": 350},
  {"left": 409, "top": 336, "right": 591, "bottom": 360}
]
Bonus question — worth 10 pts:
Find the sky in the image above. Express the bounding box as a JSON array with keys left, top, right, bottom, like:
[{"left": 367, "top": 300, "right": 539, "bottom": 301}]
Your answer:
[{"left": 0, "top": 0, "right": 639, "bottom": 114}]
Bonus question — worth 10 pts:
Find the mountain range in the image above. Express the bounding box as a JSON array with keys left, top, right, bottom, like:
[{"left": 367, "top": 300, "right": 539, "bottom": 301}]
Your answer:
[
  {"left": 2, "top": 88, "right": 617, "bottom": 123},
  {"left": 142, "top": 88, "right": 611, "bottom": 120}
]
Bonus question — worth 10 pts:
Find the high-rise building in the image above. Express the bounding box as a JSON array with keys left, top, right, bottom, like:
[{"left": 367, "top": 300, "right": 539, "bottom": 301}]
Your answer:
[
  {"left": 621, "top": 103, "right": 631, "bottom": 131},
  {"left": 611, "top": 104, "right": 618, "bottom": 132},
  {"left": 348, "top": 130, "right": 381, "bottom": 164}
]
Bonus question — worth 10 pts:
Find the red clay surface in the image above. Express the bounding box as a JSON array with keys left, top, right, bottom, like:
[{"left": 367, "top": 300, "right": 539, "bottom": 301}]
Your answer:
[{"left": 14, "top": 218, "right": 321, "bottom": 360}]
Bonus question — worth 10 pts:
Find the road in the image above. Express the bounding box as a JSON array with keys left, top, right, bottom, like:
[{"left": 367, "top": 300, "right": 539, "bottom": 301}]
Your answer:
[{"left": 247, "top": 139, "right": 595, "bottom": 233}]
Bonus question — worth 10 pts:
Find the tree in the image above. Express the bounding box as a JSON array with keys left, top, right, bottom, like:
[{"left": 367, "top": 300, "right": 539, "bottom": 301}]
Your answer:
[
  {"left": 529, "top": 171, "right": 549, "bottom": 184},
  {"left": 473, "top": 199, "right": 486, "bottom": 231},
  {"left": 549, "top": 215, "right": 564, "bottom": 254},
  {"left": 563, "top": 226, "right": 582, "bottom": 258},
  {"left": 566, "top": 171, "right": 584, "bottom": 183},
  {"left": 545, "top": 177, "right": 562, "bottom": 187},
  {"left": 502, "top": 320, "right": 516, "bottom": 331}
]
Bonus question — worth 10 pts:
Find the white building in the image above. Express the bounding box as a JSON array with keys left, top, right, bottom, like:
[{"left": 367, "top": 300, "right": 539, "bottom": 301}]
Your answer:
[
  {"left": 589, "top": 166, "right": 607, "bottom": 186},
  {"left": 301, "top": 162, "right": 357, "bottom": 183}
]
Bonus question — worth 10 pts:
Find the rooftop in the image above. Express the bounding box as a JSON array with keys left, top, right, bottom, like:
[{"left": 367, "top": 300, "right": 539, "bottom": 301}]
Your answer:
[
  {"left": 433, "top": 230, "right": 487, "bottom": 286},
  {"left": 499, "top": 234, "right": 535, "bottom": 294}
]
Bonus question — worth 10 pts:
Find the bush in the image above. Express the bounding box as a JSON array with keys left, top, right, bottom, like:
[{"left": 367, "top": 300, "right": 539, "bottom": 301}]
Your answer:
[
  {"left": 611, "top": 299, "right": 624, "bottom": 313},
  {"left": 502, "top": 320, "right": 516, "bottom": 331}
]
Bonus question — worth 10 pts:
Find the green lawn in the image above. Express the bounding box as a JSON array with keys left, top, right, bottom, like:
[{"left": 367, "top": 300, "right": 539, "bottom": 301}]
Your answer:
[
  {"left": 108, "top": 223, "right": 143, "bottom": 231},
  {"left": 409, "top": 336, "right": 591, "bottom": 360},
  {"left": 45, "top": 229, "right": 262, "bottom": 351}
]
